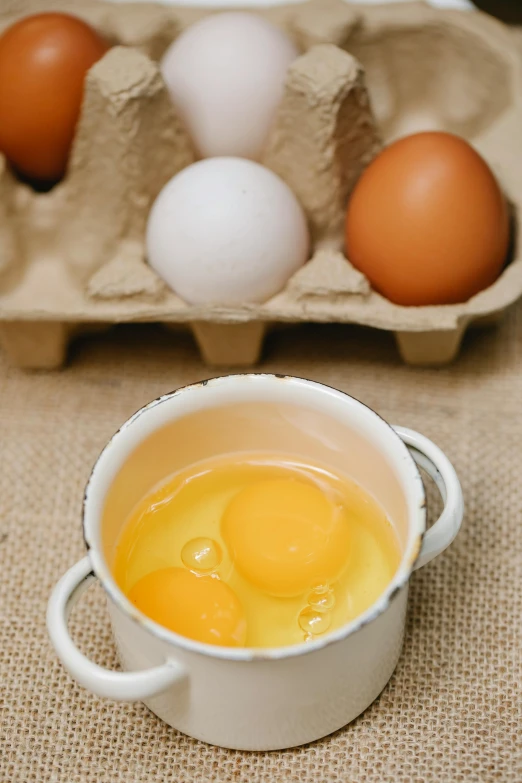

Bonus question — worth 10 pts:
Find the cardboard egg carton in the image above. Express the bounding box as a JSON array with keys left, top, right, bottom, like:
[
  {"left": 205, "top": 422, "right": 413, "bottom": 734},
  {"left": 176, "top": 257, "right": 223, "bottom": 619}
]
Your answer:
[{"left": 0, "top": 0, "right": 521, "bottom": 369}]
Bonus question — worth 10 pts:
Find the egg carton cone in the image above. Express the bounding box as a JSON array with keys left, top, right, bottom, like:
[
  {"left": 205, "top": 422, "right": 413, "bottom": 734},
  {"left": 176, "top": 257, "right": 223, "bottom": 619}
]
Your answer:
[{"left": 0, "top": 0, "right": 521, "bottom": 369}]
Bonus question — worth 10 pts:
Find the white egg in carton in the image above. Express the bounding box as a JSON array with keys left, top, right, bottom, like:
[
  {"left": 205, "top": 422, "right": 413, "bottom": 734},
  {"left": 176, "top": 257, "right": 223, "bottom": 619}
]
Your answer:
[{"left": 0, "top": 0, "right": 521, "bottom": 369}]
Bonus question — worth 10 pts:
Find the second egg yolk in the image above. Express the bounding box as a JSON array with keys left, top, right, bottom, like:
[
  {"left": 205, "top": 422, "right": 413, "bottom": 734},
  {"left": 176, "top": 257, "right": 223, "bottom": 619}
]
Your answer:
[
  {"left": 221, "top": 478, "right": 351, "bottom": 597},
  {"left": 128, "top": 567, "right": 246, "bottom": 646}
]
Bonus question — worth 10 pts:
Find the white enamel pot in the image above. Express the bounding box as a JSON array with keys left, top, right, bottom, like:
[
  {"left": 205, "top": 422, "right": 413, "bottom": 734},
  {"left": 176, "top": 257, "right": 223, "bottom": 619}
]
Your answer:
[{"left": 47, "top": 374, "right": 463, "bottom": 750}]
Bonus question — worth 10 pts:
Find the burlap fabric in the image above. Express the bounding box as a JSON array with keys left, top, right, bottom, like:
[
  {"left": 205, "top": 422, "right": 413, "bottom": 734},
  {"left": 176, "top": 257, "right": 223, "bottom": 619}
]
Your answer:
[{"left": 1, "top": 315, "right": 521, "bottom": 782}]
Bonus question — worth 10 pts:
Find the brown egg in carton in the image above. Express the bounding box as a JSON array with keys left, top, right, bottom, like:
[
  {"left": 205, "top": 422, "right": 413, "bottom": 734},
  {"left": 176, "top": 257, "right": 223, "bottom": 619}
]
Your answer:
[{"left": 0, "top": 0, "right": 521, "bottom": 369}]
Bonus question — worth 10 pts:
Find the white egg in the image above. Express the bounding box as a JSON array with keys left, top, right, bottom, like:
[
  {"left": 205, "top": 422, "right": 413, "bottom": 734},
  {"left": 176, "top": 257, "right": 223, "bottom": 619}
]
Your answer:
[
  {"left": 161, "top": 12, "right": 298, "bottom": 160},
  {"left": 146, "top": 157, "right": 310, "bottom": 305}
]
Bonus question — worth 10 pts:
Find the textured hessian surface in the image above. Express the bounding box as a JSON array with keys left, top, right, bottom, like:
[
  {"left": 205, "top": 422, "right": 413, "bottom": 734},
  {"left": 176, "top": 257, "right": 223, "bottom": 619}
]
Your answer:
[{"left": 0, "top": 317, "right": 521, "bottom": 782}]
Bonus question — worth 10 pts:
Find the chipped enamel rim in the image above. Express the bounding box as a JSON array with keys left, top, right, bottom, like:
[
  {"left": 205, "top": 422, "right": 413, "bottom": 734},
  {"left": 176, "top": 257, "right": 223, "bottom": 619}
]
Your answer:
[{"left": 82, "top": 374, "right": 425, "bottom": 662}]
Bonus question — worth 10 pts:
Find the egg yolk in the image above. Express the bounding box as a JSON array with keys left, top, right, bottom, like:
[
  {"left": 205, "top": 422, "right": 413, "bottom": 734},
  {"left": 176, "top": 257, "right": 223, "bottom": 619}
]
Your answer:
[
  {"left": 221, "top": 478, "right": 351, "bottom": 597},
  {"left": 128, "top": 567, "right": 246, "bottom": 647}
]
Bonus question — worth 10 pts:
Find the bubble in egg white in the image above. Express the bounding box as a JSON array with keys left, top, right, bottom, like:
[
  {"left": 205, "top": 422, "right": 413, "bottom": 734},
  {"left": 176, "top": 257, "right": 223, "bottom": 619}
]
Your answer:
[
  {"left": 181, "top": 537, "right": 222, "bottom": 573},
  {"left": 298, "top": 606, "right": 332, "bottom": 637},
  {"left": 307, "top": 586, "right": 336, "bottom": 612}
]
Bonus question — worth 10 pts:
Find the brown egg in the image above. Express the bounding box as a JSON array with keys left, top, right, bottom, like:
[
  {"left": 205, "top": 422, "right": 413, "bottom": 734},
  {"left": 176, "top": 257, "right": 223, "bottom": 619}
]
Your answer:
[
  {"left": 345, "top": 132, "right": 510, "bottom": 306},
  {"left": 0, "top": 13, "right": 109, "bottom": 183}
]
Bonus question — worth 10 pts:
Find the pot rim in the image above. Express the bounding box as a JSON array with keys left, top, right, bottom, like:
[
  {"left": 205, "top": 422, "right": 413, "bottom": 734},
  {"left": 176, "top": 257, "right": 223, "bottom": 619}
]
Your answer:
[{"left": 83, "top": 373, "right": 425, "bottom": 662}]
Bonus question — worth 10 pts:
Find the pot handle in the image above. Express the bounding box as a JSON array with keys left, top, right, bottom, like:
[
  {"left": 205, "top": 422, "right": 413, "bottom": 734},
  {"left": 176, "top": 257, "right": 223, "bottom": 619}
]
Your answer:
[
  {"left": 47, "top": 555, "right": 186, "bottom": 701},
  {"left": 393, "top": 426, "right": 464, "bottom": 570}
]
